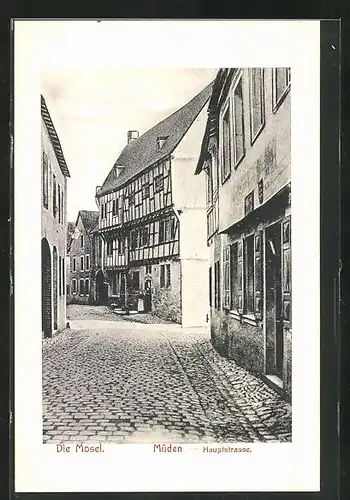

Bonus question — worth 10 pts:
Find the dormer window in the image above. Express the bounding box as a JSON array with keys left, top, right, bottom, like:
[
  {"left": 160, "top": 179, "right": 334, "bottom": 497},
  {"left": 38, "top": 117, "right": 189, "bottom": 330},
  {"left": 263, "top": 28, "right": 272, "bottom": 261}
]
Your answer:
[{"left": 157, "top": 136, "right": 168, "bottom": 150}]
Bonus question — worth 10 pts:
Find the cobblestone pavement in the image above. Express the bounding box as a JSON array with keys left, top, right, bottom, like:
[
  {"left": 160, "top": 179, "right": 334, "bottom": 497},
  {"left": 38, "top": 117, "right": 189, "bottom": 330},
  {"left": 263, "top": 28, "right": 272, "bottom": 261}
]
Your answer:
[
  {"left": 43, "top": 318, "right": 292, "bottom": 445},
  {"left": 67, "top": 304, "right": 172, "bottom": 325}
]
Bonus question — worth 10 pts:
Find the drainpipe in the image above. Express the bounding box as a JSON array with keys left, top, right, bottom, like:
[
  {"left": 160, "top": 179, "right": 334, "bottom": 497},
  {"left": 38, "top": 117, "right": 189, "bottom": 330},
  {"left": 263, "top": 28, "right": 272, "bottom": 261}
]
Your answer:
[{"left": 172, "top": 205, "right": 182, "bottom": 326}]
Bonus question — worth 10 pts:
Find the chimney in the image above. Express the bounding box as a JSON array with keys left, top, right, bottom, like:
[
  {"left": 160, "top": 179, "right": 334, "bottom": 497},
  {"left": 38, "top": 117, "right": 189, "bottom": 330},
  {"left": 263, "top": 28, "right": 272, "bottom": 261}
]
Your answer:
[{"left": 127, "top": 130, "right": 139, "bottom": 144}]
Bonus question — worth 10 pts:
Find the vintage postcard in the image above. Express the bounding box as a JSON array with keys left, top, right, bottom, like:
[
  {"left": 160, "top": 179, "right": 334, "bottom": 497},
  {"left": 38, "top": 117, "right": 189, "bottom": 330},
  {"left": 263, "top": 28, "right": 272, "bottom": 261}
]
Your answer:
[{"left": 14, "top": 20, "right": 320, "bottom": 492}]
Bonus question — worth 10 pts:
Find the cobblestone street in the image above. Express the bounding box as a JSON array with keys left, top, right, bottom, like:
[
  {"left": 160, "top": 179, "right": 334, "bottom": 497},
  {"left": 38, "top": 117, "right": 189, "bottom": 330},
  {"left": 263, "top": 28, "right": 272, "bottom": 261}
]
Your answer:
[{"left": 42, "top": 306, "right": 292, "bottom": 444}]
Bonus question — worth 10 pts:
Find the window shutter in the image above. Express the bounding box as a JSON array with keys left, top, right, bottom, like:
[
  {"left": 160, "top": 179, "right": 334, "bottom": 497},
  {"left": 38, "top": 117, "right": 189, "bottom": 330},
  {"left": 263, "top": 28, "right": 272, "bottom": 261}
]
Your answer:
[
  {"left": 237, "top": 239, "right": 244, "bottom": 314},
  {"left": 254, "top": 231, "right": 263, "bottom": 320},
  {"left": 281, "top": 216, "right": 292, "bottom": 327},
  {"left": 223, "top": 245, "right": 231, "bottom": 309}
]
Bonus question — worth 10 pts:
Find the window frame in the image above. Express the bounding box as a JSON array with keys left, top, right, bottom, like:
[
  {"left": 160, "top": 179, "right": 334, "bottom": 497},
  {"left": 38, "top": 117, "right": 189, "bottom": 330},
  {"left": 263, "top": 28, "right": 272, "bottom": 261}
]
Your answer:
[
  {"left": 72, "top": 278, "right": 77, "bottom": 293},
  {"left": 232, "top": 73, "right": 246, "bottom": 168},
  {"left": 243, "top": 233, "right": 255, "bottom": 316},
  {"left": 79, "top": 278, "right": 85, "bottom": 296},
  {"left": 80, "top": 255, "right": 84, "bottom": 272},
  {"left": 72, "top": 257, "right": 76, "bottom": 272},
  {"left": 219, "top": 100, "right": 232, "bottom": 184},
  {"left": 85, "top": 278, "right": 90, "bottom": 295},
  {"left": 272, "top": 67, "right": 291, "bottom": 113},
  {"left": 249, "top": 68, "right": 265, "bottom": 145},
  {"left": 85, "top": 254, "right": 90, "bottom": 271},
  {"left": 154, "top": 174, "right": 164, "bottom": 193},
  {"left": 80, "top": 235, "right": 84, "bottom": 248}
]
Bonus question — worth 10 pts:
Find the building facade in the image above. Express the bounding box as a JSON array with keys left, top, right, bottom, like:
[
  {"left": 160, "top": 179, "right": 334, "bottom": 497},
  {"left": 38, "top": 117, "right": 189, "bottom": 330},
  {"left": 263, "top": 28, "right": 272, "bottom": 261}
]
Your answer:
[
  {"left": 95, "top": 82, "right": 213, "bottom": 327},
  {"left": 41, "top": 94, "right": 70, "bottom": 337},
  {"left": 66, "top": 210, "right": 99, "bottom": 304},
  {"left": 195, "top": 68, "right": 291, "bottom": 400}
]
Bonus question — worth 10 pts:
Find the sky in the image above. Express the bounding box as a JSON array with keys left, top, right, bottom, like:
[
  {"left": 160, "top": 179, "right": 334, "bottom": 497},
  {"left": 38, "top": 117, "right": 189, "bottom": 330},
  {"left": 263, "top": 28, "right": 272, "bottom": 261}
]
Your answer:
[{"left": 42, "top": 67, "right": 218, "bottom": 222}]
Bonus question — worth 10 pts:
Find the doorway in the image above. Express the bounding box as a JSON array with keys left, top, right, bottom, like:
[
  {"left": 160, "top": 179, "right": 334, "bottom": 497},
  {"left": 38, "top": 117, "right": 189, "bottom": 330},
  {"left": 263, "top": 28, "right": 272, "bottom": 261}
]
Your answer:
[
  {"left": 144, "top": 278, "right": 152, "bottom": 312},
  {"left": 96, "top": 270, "right": 108, "bottom": 305},
  {"left": 265, "top": 222, "right": 283, "bottom": 379},
  {"left": 120, "top": 272, "right": 126, "bottom": 307},
  {"left": 41, "top": 238, "right": 52, "bottom": 337}
]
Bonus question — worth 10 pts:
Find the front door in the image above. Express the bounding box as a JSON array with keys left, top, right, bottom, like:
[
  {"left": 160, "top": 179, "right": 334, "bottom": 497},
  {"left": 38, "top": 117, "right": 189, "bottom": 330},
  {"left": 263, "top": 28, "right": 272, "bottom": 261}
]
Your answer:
[{"left": 265, "top": 222, "right": 283, "bottom": 379}]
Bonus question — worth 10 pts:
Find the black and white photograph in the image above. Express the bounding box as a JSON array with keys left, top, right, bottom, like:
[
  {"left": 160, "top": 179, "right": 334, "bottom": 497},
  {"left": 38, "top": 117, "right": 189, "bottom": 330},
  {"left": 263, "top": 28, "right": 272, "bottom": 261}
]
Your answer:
[
  {"left": 40, "top": 66, "right": 292, "bottom": 446},
  {"left": 14, "top": 20, "right": 320, "bottom": 493}
]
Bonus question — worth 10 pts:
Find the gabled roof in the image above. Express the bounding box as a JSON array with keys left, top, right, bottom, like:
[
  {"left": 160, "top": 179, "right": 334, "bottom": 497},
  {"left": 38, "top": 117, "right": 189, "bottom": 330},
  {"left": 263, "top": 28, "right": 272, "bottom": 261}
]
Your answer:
[
  {"left": 67, "top": 222, "right": 76, "bottom": 252},
  {"left": 97, "top": 80, "right": 215, "bottom": 196},
  {"left": 89, "top": 221, "right": 100, "bottom": 234},
  {"left": 41, "top": 94, "right": 71, "bottom": 178},
  {"left": 195, "top": 68, "right": 231, "bottom": 175},
  {"left": 78, "top": 210, "right": 100, "bottom": 234}
]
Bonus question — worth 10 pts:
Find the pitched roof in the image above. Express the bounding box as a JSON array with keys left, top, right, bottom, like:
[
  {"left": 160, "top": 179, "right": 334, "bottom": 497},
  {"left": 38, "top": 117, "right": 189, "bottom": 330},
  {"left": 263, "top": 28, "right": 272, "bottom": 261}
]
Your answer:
[
  {"left": 98, "top": 81, "right": 214, "bottom": 196},
  {"left": 78, "top": 210, "right": 99, "bottom": 233},
  {"left": 67, "top": 222, "right": 76, "bottom": 252},
  {"left": 41, "top": 94, "right": 71, "bottom": 178},
  {"left": 195, "top": 68, "right": 235, "bottom": 175}
]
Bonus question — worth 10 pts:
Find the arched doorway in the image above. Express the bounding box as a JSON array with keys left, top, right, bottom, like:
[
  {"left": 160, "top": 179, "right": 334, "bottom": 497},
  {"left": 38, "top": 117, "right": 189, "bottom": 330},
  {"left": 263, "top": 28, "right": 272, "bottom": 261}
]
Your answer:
[
  {"left": 96, "top": 269, "right": 108, "bottom": 305},
  {"left": 52, "top": 246, "right": 58, "bottom": 330},
  {"left": 41, "top": 238, "right": 52, "bottom": 337}
]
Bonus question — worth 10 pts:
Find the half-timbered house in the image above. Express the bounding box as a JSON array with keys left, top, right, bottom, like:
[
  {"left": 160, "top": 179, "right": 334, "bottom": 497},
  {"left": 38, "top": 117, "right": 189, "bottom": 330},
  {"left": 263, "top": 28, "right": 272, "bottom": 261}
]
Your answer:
[
  {"left": 66, "top": 210, "right": 99, "bottom": 304},
  {"left": 95, "top": 82, "right": 214, "bottom": 327},
  {"left": 41, "top": 94, "right": 70, "bottom": 337},
  {"left": 195, "top": 68, "right": 291, "bottom": 400}
]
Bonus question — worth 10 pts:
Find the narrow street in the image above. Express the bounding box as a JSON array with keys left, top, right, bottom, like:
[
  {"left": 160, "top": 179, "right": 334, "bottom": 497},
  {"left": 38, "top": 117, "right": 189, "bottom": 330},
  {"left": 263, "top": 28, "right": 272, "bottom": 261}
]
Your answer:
[{"left": 42, "top": 305, "right": 292, "bottom": 444}]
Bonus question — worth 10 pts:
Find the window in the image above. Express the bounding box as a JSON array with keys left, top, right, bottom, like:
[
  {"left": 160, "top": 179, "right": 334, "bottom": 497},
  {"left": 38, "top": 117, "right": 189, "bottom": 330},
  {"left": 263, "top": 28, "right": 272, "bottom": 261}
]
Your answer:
[
  {"left": 233, "top": 77, "right": 245, "bottom": 165},
  {"left": 273, "top": 68, "right": 291, "bottom": 110},
  {"left": 72, "top": 257, "right": 76, "bottom": 272},
  {"left": 61, "top": 190, "right": 64, "bottom": 224},
  {"left": 221, "top": 105, "right": 231, "bottom": 181},
  {"left": 112, "top": 199, "right": 118, "bottom": 216},
  {"left": 250, "top": 68, "right": 265, "bottom": 142},
  {"left": 42, "top": 152, "right": 48, "bottom": 209},
  {"left": 107, "top": 241, "right": 113, "bottom": 256},
  {"left": 80, "top": 256, "right": 84, "bottom": 271},
  {"left": 53, "top": 175, "right": 57, "bottom": 217},
  {"left": 58, "top": 185, "right": 61, "bottom": 223},
  {"left": 157, "top": 136, "right": 168, "bottom": 150},
  {"left": 244, "top": 235, "right": 254, "bottom": 314},
  {"left": 101, "top": 203, "right": 107, "bottom": 219},
  {"left": 140, "top": 227, "right": 149, "bottom": 247},
  {"left": 132, "top": 271, "right": 140, "bottom": 291},
  {"left": 85, "top": 279, "right": 90, "bottom": 295},
  {"left": 206, "top": 158, "right": 213, "bottom": 206},
  {"left": 146, "top": 265, "right": 152, "bottom": 275},
  {"left": 159, "top": 218, "right": 174, "bottom": 244},
  {"left": 245, "top": 191, "right": 254, "bottom": 216},
  {"left": 160, "top": 264, "right": 171, "bottom": 288},
  {"left": 230, "top": 243, "right": 239, "bottom": 310},
  {"left": 80, "top": 235, "right": 84, "bottom": 248},
  {"left": 79, "top": 279, "right": 85, "bottom": 295},
  {"left": 85, "top": 254, "right": 90, "bottom": 271},
  {"left": 159, "top": 221, "right": 165, "bottom": 243},
  {"left": 214, "top": 261, "right": 221, "bottom": 310},
  {"left": 142, "top": 184, "right": 150, "bottom": 199},
  {"left": 130, "top": 230, "right": 138, "bottom": 250},
  {"left": 118, "top": 238, "right": 125, "bottom": 254},
  {"left": 154, "top": 174, "right": 164, "bottom": 192},
  {"left": 72, "top": 279, "right": 77, "bottom": 293},
  {"left": 129, "top": 192, "right": 135, "bottom": 205}
]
